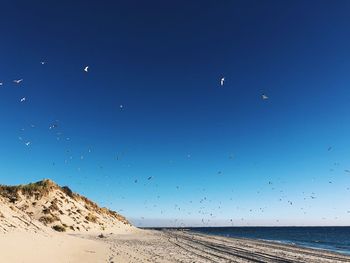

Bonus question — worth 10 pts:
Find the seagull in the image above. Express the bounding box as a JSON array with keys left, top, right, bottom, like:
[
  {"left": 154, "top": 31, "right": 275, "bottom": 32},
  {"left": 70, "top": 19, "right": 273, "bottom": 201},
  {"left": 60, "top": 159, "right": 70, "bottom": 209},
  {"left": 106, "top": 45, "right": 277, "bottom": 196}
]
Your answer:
[
  {"left": 49, "top": 123, "right": 58, "bottom": 129},
  {"left": 40, "top": 61, "right": 46, "bottom": 65},
  {"left": 20, "top": 97, "right": 26, "bottom": 102},
  {"left": 119, "top": 104, "right": 123, "bottom": 109},
  {"left": 0, "top": 82, "right": 3, "bottom": 86},
  {"left": 262, "top": 94, "right": 269, "bottom": 100},
  {"left": 13, "top": 79, "right": 23, "bottom": 84},
  {"left": 147, "top": 176, "right": 152, "bottom": 180},
  {"left": 220, "top": 77, "right": 225, "bottom": 86},
  {"left": 25, "top": 141, "right": 31, "bottom": 146},
  {"left": 84, "top": 66, "right": 89, "bottom": 72}
]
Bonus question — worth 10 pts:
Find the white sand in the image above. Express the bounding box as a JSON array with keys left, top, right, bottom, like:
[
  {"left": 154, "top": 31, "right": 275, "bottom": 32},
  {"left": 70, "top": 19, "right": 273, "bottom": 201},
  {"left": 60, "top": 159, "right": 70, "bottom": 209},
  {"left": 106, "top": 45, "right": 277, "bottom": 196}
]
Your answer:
[
  {"left": 0, "top": 232, "right": 109, "bottom": 263},
  {"left": 1, "top": 229, "right": 350, "bottom": 262}
]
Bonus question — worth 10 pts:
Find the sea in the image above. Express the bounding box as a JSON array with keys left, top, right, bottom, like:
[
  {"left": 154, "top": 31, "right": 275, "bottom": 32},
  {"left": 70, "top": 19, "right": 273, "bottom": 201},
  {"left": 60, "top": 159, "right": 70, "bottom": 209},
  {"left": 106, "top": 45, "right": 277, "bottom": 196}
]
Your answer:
[{"left": 156, "top": 226, "right": 350, "bottom": 255}]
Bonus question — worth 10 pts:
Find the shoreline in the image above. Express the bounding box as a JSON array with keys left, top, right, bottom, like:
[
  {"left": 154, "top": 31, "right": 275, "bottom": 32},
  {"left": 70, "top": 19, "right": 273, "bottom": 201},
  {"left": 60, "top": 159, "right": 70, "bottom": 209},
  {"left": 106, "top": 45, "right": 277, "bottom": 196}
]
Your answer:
[
  {"left": 186, "top": 231, "right": 350, "bottom": 257},
  {"left": 162, "top": 230, "right": 350, "bottom": 262},
  {"left": 93, "top": 229, "right": 350, "bottom": 262},
  {"left": 1, "top": 229, "right": 350, "bottom": 262},
  {"left": 145, "top": 226, "right": 350, "bottom": 256}
]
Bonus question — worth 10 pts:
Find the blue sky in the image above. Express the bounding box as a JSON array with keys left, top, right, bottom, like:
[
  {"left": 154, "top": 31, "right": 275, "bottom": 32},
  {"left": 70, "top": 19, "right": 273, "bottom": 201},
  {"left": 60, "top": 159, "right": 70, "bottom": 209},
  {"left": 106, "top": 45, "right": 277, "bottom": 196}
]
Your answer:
[{"left": 1, "top": 0, "right": 350, "bottom": 227}]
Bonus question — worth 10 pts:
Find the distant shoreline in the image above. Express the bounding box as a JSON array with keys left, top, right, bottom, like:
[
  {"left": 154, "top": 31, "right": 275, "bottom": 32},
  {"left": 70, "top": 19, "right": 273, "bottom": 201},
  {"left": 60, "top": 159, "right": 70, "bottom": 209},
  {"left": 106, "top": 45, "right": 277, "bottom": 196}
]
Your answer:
[
  {"left": 143, "top": 225, "right": 350, "bottom": 229},
  {"left": 143, "top": 226, "right": 350, "bottom": 256},
  {"left": 157, "top": 229, "right": 350, "bottom": 262}
]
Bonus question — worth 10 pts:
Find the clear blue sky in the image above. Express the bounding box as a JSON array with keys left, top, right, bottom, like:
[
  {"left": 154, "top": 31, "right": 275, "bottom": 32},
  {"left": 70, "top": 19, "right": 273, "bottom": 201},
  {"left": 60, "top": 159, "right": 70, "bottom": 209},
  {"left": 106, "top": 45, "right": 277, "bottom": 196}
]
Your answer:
[{"left": 1, "top": 0, "right": 350, "bottom": 227}]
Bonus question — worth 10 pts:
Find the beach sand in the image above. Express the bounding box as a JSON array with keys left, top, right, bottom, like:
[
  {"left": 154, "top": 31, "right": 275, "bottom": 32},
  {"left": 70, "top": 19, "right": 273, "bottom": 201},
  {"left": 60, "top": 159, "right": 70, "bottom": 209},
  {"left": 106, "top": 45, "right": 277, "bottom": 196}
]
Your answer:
[
  {"left": 98, "top": 229, "right": 350, "bottom": 263},
  {"left": 2, "top": 229, "right": 348, "bottom": 263},
  {"left": 1, "top": 180, "right": 349, "bottom": 262},
  {"left": 0, "top": 231, "right": 109, "bottom": 263}
]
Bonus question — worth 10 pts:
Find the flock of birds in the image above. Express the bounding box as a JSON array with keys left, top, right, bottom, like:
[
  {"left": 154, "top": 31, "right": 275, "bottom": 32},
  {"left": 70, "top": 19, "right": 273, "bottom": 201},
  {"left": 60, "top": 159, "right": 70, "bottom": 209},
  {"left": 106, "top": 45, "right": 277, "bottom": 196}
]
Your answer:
[
  {"left": 2, "top": 60, "right": 349, "bottom": 227},
  {"left": 1, "top": 64, "right": 126, "bottom": 110},
  {"left": 3, "top": 65, "right": 269, "bottom": 150}
]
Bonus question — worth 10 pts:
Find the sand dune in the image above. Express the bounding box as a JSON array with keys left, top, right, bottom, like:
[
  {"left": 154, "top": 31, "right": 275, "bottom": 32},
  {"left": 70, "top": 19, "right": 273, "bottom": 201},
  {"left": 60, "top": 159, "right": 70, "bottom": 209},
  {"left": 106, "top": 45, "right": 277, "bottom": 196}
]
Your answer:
[
  {"left": 0, "top": 179, "right": 135, "bottom": 262},
  {"left": 1, "top": 180, "right": 349, "bottom": 262},
  {"left": 0, "top": 179, "right": 134, "bottom": 234}
]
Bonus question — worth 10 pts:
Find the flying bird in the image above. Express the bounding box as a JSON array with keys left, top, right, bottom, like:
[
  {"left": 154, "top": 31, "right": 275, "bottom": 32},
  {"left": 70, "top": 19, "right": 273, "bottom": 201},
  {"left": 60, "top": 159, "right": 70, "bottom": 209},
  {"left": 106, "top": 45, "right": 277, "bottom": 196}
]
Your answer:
[
  {"left": 0, "top": 82, "right": 3, "bottom": 86},
  {"left": 220, "top": 77, "right": 225, "bottom": 86},
  {"left": 40, "top": 61, "right": 46, "bottom": 65},
  {"left": 262, "top": 94, "right": 269, "bottom": 100},
  {"left": 119, "top": 104, "right": 124, "bottom": 109},
  {"left": 20, "top": 97, "right": 26, "bottom": 102},
  {"left": 84, "top": 66, "right": 89, "bottom": 72},
  {"left": 13, "top": 79, "right": 23, "bottom": 84},
  {"left": 25, "top": 141, "right": 31, "bottom": 146},
  {"left": 147, "top": 176, "right": 152, "bottom": 180},
  {"left": 49, "top": 123, "right": 58, "bottom": 129}
]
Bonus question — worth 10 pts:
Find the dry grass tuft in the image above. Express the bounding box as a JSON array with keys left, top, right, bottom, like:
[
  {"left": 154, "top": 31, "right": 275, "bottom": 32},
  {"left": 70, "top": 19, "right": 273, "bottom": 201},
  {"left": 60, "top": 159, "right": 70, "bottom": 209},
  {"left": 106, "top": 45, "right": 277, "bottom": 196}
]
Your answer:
[
  {"left": 61, "top": 186, "right": 74, "bottom": 198},
  {"left": 0, "top": 179, "right": 58, "bottom": 201},
  {"left": 52, "top": 224, "right": 66, "bottom": 232},
  {"left": 39, "top": 215, "right": 59, "bottom": 225},
  {"left": 85, "top": 213, "right": 98, "bottom": 223}
]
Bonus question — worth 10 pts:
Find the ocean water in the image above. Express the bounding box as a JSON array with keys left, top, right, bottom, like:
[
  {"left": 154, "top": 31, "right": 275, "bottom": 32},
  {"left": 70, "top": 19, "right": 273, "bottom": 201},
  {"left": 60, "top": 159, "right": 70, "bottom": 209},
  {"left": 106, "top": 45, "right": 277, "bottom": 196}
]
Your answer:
[{"left": 186, "top": 227, "right": 350, "bottom": 255}]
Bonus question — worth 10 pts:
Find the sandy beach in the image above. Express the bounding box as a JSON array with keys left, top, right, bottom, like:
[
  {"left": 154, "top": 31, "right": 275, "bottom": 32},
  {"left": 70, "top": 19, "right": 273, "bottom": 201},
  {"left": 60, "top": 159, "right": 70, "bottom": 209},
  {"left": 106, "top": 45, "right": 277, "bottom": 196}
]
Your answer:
[
  {"left": 0, "top": 231, "right": 109, "bottom": 263},
  {"left": 3, "top": 229, "right": 348, "bottom": 263},
  {"left": 1, "top": 180, "right": 349, "bottom": 262},
  {"left": 100, "top": 229, "right": 350, "bottom": 263}
]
